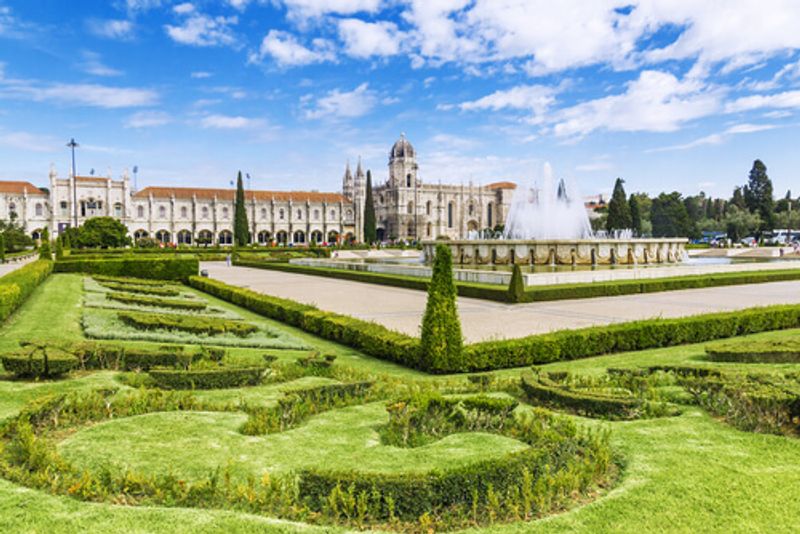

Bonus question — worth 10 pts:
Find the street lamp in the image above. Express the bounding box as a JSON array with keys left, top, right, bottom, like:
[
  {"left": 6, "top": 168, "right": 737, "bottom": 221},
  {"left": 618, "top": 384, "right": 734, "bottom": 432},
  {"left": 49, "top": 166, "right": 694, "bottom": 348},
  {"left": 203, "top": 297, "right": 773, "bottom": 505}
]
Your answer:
[{"left": 67, "top": 138, "right": 79, "bottom": 228}]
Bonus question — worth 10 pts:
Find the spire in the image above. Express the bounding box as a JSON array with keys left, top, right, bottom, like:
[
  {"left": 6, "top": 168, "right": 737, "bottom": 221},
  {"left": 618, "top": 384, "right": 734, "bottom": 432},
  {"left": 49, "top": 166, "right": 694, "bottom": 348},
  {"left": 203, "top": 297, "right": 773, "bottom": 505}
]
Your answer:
[
  {"left": 356, "top": 156, "right": 364, "bottom": 178},
  {"left": 344, "top": 160, "right": 352, "bottom": 180}
]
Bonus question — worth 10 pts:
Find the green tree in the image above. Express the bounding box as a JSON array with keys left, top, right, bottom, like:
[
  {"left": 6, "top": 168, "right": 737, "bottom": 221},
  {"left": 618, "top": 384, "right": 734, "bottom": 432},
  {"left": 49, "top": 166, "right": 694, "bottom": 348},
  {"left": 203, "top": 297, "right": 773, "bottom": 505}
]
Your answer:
[
  {"left": 420, "top": 244, "right": 463, "bottom": 372},
  {"left": 743, "top": 159, "right": 775, "bottom": 231},
  {"left": 363, "top": 170, "right": 377, "bottom": 243},
  {"left": 723, "top": 205, "right": 762, "bottom": 242},
  {"left": 55, "top": 235, "right": 64, "bottom": 259},
  {"left": 606, "top": 178, "right": 632, "bottom": 232},
  {"left": 72, "top": 217, "right": 131, "bottom": 248},
  {"left": 0, "top": 221, "right": 33, "bottom": 252},
  {"left": 0, "top": 234, "right": 5, "bottom": 263},
  {"left": 62, "top": 231, "right": 71, "bottom": 250},
  {"left": 731, "top": 186, "right": 746, "bottom": 209},
  {"left": 233, "top": 171, "right": 250, "bottom": 247},
  {"left": 507, "top": 264, "right": 525, "bottom": 303},
  {"left": 629, "top": 194, "right": 642, "bottom": 236},
  {"left": 650, "top": 192, "right": 693, "bottom": 237},
  {"left": 39, "top": 227, "right": 51, "bottom": 259}
]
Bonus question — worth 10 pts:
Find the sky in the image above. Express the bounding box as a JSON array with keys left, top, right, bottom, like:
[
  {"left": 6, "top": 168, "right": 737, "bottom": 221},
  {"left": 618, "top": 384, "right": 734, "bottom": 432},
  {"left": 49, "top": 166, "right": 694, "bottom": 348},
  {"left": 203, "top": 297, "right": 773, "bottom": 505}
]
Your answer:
[{"left": 0, "top": 0, "right": 799, "bottom": 199}]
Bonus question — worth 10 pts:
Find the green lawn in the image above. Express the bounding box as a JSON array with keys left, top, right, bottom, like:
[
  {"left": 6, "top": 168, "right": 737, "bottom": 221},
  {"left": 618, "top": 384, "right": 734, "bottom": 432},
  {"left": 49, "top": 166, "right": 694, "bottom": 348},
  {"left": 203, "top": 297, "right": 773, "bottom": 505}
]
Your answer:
[{"left": 2, "top": 273, "right": 800, "bottom": 532}]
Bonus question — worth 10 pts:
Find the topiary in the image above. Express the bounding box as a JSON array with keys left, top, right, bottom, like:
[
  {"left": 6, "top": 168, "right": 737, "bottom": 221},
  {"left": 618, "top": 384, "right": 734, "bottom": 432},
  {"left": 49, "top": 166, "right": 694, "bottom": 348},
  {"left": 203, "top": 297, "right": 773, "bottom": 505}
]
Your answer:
[
  {"left": 507, "top": 263, "right": 526, "bottom": 303},
  {"left": 420, "top": 243, "right": 463, "bottom": 372}
]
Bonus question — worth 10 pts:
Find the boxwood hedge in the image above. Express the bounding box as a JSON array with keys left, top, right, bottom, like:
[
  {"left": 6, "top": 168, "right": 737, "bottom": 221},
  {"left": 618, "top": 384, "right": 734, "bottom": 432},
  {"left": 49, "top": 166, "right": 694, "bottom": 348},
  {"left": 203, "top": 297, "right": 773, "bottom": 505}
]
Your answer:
[
  {"left": 1, "top": 346, "right": 78, "bottom": 378},
  {"left": 190, "top": 275, "right": 800, "bottom": 373},
  {"left": 54, "top": 257, "right": 198, "bottom": 281},
  {"left": 118, "top": 310, "right": 258, "bottom": 337},
  {"left": 107, "top": 291, "right": 206, "bottom": 310},
  {"left": 148, "top": 366, "right": 269, "bottom": 389},
  {"left": 0, "top": 259, "right": 53, "bottom": 321},
  {"left": 705, "top": 340, "right": 800, "bottom": 363},
  {"left": 520, "top": 372, "right": 642, "bottom": 419}
]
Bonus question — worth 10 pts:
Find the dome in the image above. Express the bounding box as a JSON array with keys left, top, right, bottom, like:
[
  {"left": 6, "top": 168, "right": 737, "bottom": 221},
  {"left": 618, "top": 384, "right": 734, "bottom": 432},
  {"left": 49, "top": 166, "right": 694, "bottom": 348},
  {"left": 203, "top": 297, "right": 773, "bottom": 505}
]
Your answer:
[{"left": 390, "top": 133, "right": 415, "bottom": 159}]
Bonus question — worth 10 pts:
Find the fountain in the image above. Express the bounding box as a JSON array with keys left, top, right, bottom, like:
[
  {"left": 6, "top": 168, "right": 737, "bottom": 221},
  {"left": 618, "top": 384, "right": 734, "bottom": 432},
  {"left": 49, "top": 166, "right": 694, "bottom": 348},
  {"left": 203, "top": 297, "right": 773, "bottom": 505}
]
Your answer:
[{"left": 422, "top": 163, "right": 687, "bottom": 266}]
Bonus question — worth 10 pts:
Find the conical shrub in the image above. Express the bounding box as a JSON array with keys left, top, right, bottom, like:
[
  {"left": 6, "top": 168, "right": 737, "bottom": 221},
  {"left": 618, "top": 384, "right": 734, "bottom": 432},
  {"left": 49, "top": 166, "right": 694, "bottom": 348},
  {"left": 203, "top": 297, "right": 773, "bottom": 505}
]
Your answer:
[
  {"left": 507, "top": 264, "right": 526, "bottom": 303},
  {"left": 420, "top": 244, "right": 463, "bottom": 372}
]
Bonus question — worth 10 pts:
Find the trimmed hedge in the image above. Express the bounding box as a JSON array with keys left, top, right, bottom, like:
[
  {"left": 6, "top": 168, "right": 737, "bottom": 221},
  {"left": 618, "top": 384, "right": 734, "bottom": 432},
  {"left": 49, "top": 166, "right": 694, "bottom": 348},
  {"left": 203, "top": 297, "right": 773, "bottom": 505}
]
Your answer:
[
  {"left": 107, "top": 291, "right": 207, "bottom": 310},
  {"left": 98, "top": 281, "right": 180, "bottom": 297},
  {"left": 520, "top": 372, "right": 641, "bottom": 419},
  {"left": 191, "top": 275, "right": 800, "bottom": 374},
  {"left": 235, "top": 259, "right": 800, "bottom": 304},
  {"left": 705, "top": 341, "right": 800, "bottom": 363},
  {"left": 148, "top": 366, "right": 268, "bottom": 389},
  {"left": 1, "top": 347, "right": 78, "bottom": 378},
  {"left": 93, "top": 275, "right": 171, "bottom": 286},
  {"left": 54, "top": 257, "right": 198, "bottom": 281},
  {"left": 118, "top": 310, "right": 258, "bottom": 337},
  {"left": 0, "top": 260, "right": 53, "bottom": 321},
  {"left": 189, "top": 276, "right": 421, "bottom": 368}
]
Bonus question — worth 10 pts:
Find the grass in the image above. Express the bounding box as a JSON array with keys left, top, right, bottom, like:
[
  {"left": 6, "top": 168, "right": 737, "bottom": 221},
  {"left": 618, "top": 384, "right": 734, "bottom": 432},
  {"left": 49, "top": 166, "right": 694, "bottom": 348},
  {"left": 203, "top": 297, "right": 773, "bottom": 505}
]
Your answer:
[
  {"left": 59, "top": 401, "right": 528, "bottom": 480},
  {"left": 2, "top": 272, "right": 800, "bottom": 532}
]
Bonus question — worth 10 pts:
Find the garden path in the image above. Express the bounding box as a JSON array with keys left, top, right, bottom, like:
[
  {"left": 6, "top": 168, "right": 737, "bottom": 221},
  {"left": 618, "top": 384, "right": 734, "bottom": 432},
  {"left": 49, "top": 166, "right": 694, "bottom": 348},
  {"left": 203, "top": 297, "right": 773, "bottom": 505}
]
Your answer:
[
  {"left": 0, "top": 255, "right": 36, "bottom": 278},
  {"left": 203, "top": 262, "right": 800, "bottom": 343}
]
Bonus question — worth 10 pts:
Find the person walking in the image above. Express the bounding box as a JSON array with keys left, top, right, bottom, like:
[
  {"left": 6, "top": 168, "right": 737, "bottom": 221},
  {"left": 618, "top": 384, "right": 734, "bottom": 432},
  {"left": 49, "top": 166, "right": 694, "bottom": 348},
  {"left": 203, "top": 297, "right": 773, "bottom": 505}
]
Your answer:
[{"left": 226, "top": 253, "right": 232, "bottom": 267}]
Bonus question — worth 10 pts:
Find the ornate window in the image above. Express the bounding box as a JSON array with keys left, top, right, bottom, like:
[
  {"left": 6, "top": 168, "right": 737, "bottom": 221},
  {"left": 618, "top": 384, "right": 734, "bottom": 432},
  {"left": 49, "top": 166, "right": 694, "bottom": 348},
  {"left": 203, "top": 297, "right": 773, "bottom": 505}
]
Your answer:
[
  {"left": 222, "top": 207, "right": 229, "bottom": 219},
  {"left": 201, "top": 206, "right": 209, "bottom": 219},
  {"left": 114, "top": 203, "right": 123, "bottom": 218},
  {"left": 407, "top": 201, "right": 413, "bottom": 214},
  {"left": 447, "top": 202, "right": 454, "bottom": 228},
  {"left": 426, "top": 201, "right": 432, "bottom": 215},
  {"left": 279, "top": 209, "right": 285, "bottom": 220},
  {"left": 180, "top": 206, "right": 188, "bottom": 219},
  {"left": 158, "top": 206, "right": 167, "bottom": 219},
  {"left": 261, "top": 208, "right": 267, "bottom": 219},
  {"left": 313, "top": 209, "right": 320, "bottom": 220},
  {"left": 137, "top": 205, "right": 145, "bottom": 218},
  {"left": 296, "top": 209, "right": 302, "bottom": 220},
  {"left": 35, "top": 203, "right": 43, "bottom": 216}
]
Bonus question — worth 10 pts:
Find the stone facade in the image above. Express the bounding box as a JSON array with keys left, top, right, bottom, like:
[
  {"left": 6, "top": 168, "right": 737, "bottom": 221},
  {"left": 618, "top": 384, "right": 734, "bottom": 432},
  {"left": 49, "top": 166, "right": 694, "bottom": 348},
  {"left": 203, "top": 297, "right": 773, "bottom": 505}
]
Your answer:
[{"left": 0, "top": 135, "right": 516, "bottom": 245}]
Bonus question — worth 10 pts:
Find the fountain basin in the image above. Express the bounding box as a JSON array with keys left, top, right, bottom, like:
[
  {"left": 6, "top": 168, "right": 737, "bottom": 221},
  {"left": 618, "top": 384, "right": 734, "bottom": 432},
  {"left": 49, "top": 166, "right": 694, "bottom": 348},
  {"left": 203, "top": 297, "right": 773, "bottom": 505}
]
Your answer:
[{"left": 422, "top": 238, "right": 688, "bottom": 266}]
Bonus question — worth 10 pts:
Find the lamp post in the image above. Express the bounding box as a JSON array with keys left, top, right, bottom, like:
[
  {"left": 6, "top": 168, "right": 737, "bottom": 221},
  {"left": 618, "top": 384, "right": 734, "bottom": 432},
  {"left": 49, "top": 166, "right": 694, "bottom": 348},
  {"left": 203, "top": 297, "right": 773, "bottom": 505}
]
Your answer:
[{"left": 67, "top": 138, "right": 79, "bottom": 228}]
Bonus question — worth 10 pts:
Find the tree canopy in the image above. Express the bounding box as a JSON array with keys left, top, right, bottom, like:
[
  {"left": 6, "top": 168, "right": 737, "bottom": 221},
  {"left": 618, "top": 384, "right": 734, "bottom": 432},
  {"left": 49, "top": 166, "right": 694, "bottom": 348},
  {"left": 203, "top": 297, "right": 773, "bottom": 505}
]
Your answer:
[{"left": 606, "top": 178, "right": 632, "bottom": 232}]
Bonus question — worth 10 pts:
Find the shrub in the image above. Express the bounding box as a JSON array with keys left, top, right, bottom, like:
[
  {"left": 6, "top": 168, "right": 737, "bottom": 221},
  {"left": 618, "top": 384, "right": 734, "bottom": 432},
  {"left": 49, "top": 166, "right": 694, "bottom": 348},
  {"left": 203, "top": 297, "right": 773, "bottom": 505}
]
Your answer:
[
  {"left": 420, "top": 244, "right": 463, "bottom": 372},
  {"left": 106, "top": 292, "right": 207, "bottom": 311},
  {"left": 93, "top": 275, "right": 173, "bottom": 286},
  {"left": 54, "top": 257, "right": 198, "bottom": 281},
  {"left": 507, "top": 264, "right": 525, "bottom": 303},
  {"left": 520, "top": 372, "right": 644, "bottom": 420},
  {"left": 0, "top": 259, "right": 53, "bottom": 322},
  {"left": 148, "top": 366, "right": 269, "bottom": 389},
  {"left": 98, "top": 281, "right": 180, "bottom": 297},
  {"left": 118, "top": 310, "right": 258, "bottom": 337},
  {"left": 705, "top": 340, "right": 800, "bottom": 363},
  {"left": 1, "top": 346, "right": 78, "bottom": 378}
]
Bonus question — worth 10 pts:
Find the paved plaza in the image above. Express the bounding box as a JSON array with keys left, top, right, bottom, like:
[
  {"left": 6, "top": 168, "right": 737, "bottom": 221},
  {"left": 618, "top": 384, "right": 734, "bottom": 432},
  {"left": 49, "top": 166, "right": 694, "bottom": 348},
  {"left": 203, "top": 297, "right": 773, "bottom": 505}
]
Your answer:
[{"left": 203, "top": 262, "right": 800, "bottom": 343}]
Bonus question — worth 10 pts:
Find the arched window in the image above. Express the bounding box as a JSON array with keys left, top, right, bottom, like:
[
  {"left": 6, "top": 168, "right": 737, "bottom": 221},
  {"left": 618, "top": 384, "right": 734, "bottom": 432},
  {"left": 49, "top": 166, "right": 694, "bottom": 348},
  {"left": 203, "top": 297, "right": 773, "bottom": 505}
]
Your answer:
[
  {"left": 9, "top": 202, "right": 17, "bottom": 218},
  {"left": 293, "top": 230, "right": 305, "bottom": 243},
  {"left": 276, "top": 230, "right": 288, "bottom": 244},
  {"left": 407, "top": 201, "right": 413, "bottom": 214},
  {"left": 114, "top": 203, "right": 123, "bottom": 218},
  {"left": 406, "top": 174, "right": 412, "bottom": 187},
  {"left": 222, "top": 207, "right": 229, "bottom": 219},
  {"left": 310, "top": 230, "right": 323, "bottom": 243},
  {"left": 134, "top": 229, "right": 148, "bottom": 240},
  {"left": 137, "top": 205, "right": 145, "bottom": 218},
  {"left": 346, "top": 209, "right": 353, "bottom": 218},
  {"left": 468, "top": 203, "right": 474, "bottom": 216},
  {"left": 313, "top": 209, "right": 320, "bottom": 220},
  {"left": 487, "top": 203, "right": 494, "bottom": 228},
  {"left": 426, "top": 222, "right": 432, "bottom": 236},
  {"left": 426, "top": 200, "right": 432, "bottom": 215},
  {"left": 279, "top": 209, "right": 285, "bottom": 220},
  {"left": 180, "top": 206, "right": 188, "bottom": 219},
  {"left": 378, "top": 195, "right": 384, "bottom": 205},
  {"left": 261, "top": 208, "right": 267, "bottom": 219},
  {"left": 197, "top": 230, "right": 213, "bottom": 245},
  {"left": 201, "top": 206, "right": 209, "bottom": 219},
  {"left": 327, "top": 230, "right": 339, "bottom": 243},
  {"left": 447, "top": 202, "right": 454, "bottom": 228},
  {"left": 257, "top": 230, "right": 271, "bottom": 244},
  {"left": 330, "top": 209, "right": 336, "bottom": 218},
  {"left": 158, "top": 206, "right": 167, "bottom": 219},
  {"left": 296, "top": 209, "right": 302, "bottom": 220},
  {"left": 177, "top": 230, "right": 192, "bottom": 244},
  {"left": 155, "top": 230, "right": 170, "bottom": 243},
  {"left": 35, "top": 203, "right": 43, "bottom": 216},
  {"left": 218, "top": 230, "right": 233, "bottom": 245}
]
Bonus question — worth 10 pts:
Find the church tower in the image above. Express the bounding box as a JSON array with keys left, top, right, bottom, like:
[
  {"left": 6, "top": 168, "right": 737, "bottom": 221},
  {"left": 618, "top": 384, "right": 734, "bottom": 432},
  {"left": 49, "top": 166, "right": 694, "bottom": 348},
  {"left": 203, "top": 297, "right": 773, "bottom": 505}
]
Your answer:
[
  {"left": 389, "top": 133, "right": 418, "bottom": 188},
  {"left": 342, "top": 161, "right": 354, "bottom": 200},
  {"left": 354, "top": 157, "right": 366, "bottom": 241}
]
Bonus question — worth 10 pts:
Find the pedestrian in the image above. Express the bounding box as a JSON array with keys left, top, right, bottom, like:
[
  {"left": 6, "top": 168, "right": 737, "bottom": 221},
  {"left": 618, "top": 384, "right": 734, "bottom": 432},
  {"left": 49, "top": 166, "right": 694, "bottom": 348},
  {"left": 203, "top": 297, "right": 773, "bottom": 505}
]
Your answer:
[{"left": 226, "top": 253, "right": 231, "bottom": 267}]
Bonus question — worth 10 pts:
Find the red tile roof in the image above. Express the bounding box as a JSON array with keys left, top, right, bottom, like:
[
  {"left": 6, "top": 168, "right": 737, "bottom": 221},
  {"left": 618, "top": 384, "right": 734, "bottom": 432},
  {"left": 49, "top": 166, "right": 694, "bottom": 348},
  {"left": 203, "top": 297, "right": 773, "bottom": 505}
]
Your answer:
[
  {"left": 0, "top": 181, "right": 47, "bottom": 195},
  {"left": 133, "top": 186, "right": 348, "bottom": 203},
  {"left": 486, "top": 181, "right": 517, "bottom": 190}
]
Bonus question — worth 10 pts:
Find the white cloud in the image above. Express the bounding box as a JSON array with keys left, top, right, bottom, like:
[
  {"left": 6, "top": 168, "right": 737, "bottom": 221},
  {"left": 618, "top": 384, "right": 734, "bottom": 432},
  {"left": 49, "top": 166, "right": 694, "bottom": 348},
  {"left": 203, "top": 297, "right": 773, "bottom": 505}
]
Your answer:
[
  {"left": 575, "top": 160, "right": 613, "bottom": 172},
  {"left": 254, "top": 30, "right": 335, "bottom": 66},
  {"left": 191, "top": 71, "right": 212, "bottom": 79},
  {"left": 165, "top": 4, "right": 238, "bottom": 47},
  {"left": 125, "top": 110, "right": 172, "bottom": 128},
  {"left": 78, "top": 51, "right": 123, "bottom": 77},
  {"left": 86, "top": 19, "right": 134, "bottom": 40},
  {"left": 550, "top": 70, "right": 721, "bottom": 138},
  {"left": 725, "top": 90, "right": 800, "bottom": 113},
  {"left": 281, "top": 0, "right": 384, "bottom": 22},
  {"left": 338, "top": 18, "right": 404, "bottom": 58},
  {"left": 304, "top": 83, "right": 377, "bottom": 119},
  {"left": 457, "top": 84, "right": 557, "bottom": 117},
  {"left": 0, "top": 72, "right": 158, "bottom": 108},
  {"left": 200, "top": 114, "right": 264, "bottom": 129},
  {"left": 647, "top": 123, "right": 778, "bottom": 152},
  {"left": 0, "top": 131, "right": 58, "bottom": 152}
]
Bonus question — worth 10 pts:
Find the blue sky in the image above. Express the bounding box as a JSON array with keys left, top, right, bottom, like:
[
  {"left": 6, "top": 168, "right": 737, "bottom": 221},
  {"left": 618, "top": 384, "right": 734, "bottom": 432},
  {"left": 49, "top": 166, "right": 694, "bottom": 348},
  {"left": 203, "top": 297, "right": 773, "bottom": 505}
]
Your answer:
[{"left": 1, "top": 1, "right": 799, "bottom": 199}]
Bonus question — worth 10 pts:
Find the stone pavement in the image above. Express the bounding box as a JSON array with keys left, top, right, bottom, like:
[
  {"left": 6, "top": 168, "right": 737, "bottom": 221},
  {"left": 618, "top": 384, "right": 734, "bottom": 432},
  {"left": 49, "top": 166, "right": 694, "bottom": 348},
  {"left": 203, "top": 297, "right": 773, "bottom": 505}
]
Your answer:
[
  {"left": 203, "top": 262, "right": 800, "bottom": 343},
  {"left": 0, "top": 256, "right": 36, "bottom": 278}
]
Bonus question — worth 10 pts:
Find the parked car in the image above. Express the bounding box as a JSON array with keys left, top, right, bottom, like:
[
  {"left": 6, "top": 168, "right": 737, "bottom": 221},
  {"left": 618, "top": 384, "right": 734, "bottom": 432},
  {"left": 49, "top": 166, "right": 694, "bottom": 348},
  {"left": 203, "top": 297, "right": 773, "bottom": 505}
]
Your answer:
[{"left": 740, "top": 236, "right": 758, "bottom": 247}]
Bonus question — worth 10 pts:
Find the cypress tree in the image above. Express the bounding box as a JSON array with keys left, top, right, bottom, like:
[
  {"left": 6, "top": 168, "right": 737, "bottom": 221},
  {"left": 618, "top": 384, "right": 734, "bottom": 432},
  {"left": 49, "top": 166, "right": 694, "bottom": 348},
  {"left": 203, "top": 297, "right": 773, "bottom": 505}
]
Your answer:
[
  {"left": 507, "top": 264, "right": 525, "bottom": 303},
  {"left": 420, "top": 244, "right": 463, "bottom": 372},
  {"left": 0, "top": 234, "right": 5, "bottom": 263},
  {"left": 606, "top": 178, "right": 632, "bottom": 232},
  {"left": 629, "top": 194, "right": 642, "bottom": 236},
  {"left": 363, "top": 170, "right": 377, "bottom": 243},
  {"left": 63, "top": 231, "right": 71, "bottom": 250},
  {"left": 233, "top": 171, "right": 250, "bottom": 246},
  {"left": 55, "top": 235, "right": 64, "bottom": 259},
  {"left": 743, "top": 159, "right": 775, "bottom": 231},
  {"left": 39, "top": 227, "right": 51, "bottom": 259}
]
